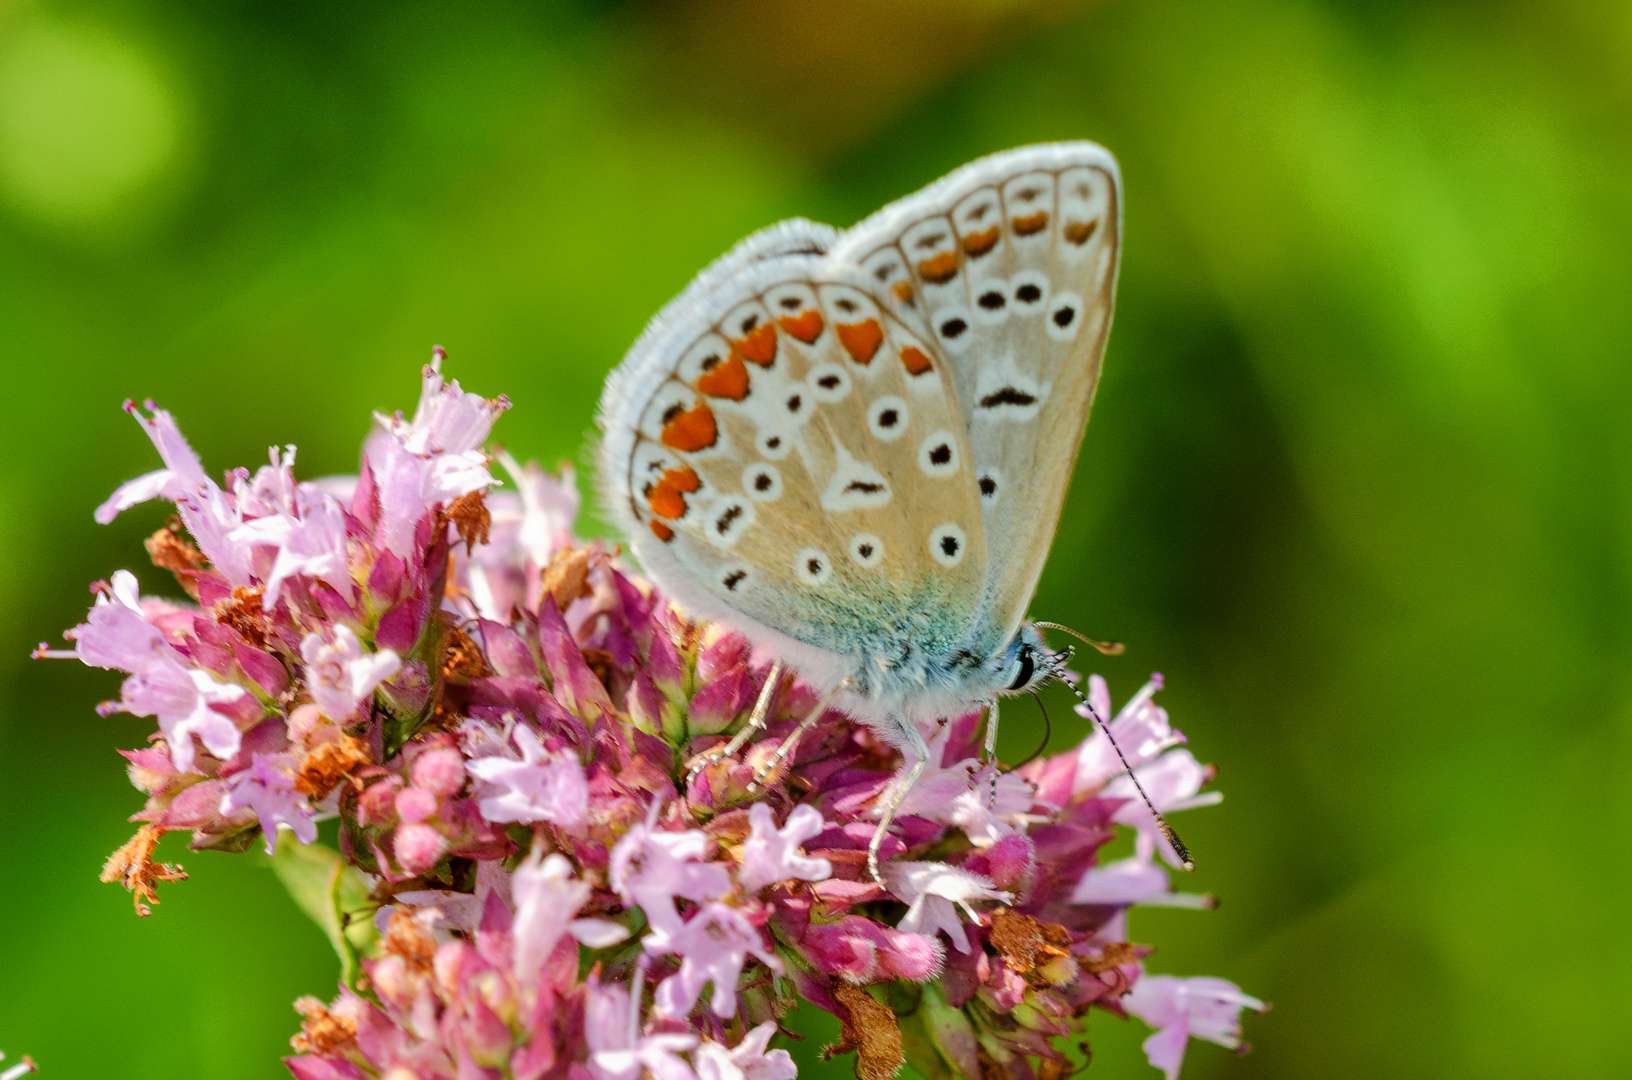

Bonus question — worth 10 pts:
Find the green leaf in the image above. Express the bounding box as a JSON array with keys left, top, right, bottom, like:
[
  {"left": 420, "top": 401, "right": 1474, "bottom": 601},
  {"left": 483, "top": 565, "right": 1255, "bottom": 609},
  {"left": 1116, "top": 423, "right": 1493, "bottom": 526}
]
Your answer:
[{"left": 265, "top": 833, "right": 380, "bottom": 986}]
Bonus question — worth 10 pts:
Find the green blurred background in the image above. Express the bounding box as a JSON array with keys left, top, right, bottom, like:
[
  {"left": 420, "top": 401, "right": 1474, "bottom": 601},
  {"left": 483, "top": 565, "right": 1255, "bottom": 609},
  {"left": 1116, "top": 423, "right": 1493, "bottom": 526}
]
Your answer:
[{"left": 2, "top": 0, "right": 1629, "bottom": 1076}]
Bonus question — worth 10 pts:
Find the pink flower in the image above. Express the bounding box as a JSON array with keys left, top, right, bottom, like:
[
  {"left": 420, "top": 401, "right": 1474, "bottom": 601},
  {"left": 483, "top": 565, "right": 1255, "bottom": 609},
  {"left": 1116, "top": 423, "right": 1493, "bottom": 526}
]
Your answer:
[
  {"left": 512, "top": 849, "right": 628, "bottom": 983},
  {"left": 464, "top": 724, "right": 588, "bottom": 828},
  {"left": 1073, "top": 674, "right": 1183, "bottom": 794},
  {"left": 72, "top": 570, "right": 174, "bottom": 672},
  {"left": 692, "top": 1023, "right": 796, "bottom": 1080},
  {"left": 895, "top": 721, "right": 1035, "bottom": 847},
  {"left": 609, "top": 821, "right": 731, "bottom": 935},
  {"left": 647, "top": 901, "right": 780, "bottom": 1018},
  {"left": 1122, "top": 971, "right": 1266, "bottom": 1080},
  {"left": 365, "top": 358, "right": 506, "bottom": 558},
  {"left": 393, "top": 822, "right": 448, "bottom": 874},
  {"left": 584, "top": 976, "right": 699, "bottom": 1080},
  {"left": 1105, "top": 749, "right": 1222, "bottom": 867},
  {"left": 737, "top": 804, "right": 831, "bottom": 893},
  {"left": 121, "top": 660, "right": 248, "bottom": 774},
  {"left": 1072, "top": 854, "right": 1211, "bottom": 908},
  {"left": 227, "top": 484, "right": 350, "bottom": 605},
  {"left": 884, "top": 862, "right": 1010, "bottom": 954},
  {"left": 95, "top": 402, "right": 254, "bottom": 585},
  {"left": 300, "top": 626, "right": 401, "bottom": 722},
  {"left": 219, "top": 754, "right": 317, "bottom": 854}
]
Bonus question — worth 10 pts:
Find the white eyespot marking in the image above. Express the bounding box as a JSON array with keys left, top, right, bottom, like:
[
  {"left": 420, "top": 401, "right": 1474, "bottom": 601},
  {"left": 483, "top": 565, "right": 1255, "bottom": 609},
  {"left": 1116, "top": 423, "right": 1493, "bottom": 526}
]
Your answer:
[
  {"left": 863, "top": 248, "right": 916, "bottom": 311},
  {"left": 1002, "top": 171, "right": 1055, "bottom": 246},
  {"left": 1057, "top": 165, "right": 1111, "bottom": 261},
  {"left": 816, "top": 283, "right": 880, "bottom": 323},
  {"left": 720, "top": 563, "right": 751, "bottom": 593},
  {"left": 1010, "top": 270, "right": 1049, "bottom": 313},
  {"left": 918, "top": 431, "right": 959, "bottom": 477},
  {"left": 677, "top": 334, "right": 738, "bottom": 386},
  {"left": 849, "top": 533, "right": 884, "bottom": 567},
  {"left": 707, "top": 495, "right": 755, "bottom": 549},
  {"left": 867, "top": 396, "right": 909, "bottom": 442},
  {"left": 933, "top": 306, "right": 973, "bottom": 354},
  {"left": 763, "top": 282, "right": 819, "bottom": 319},
  {"left": 794, "top": 547, "right": 832, "bottom": 586},
  {"left": 821, "top": 441, "right": 892, "bottom": 511},
  {"left": 756, "top": 428, "right": 792, "bottom": 460},
  {"left": 929, "top": 524, "right": 967, "bottom": 568},
  {"left": 780, "top": 383, "right": 815, "bottom": 425},
  {"left": 1046, "top": 291, "right": 1085, "bottom": 342},
  {"left": 977, "top": 468, "right": 1001, "bottom": 504},
  {"left": 808, "top": 362, "right": 851, "bottom": 404},
  {"left": 952, "top": 188, "right": 1004, "bottom": 263},
  {"left": 902, "top": 217, "right": 961, "bottom": 292},
  {"left": 974, "top": 363, "right": 1047, "bottom": 422},
  {"left": 743, "top": 462, "right": 782, "bottom": 502},
  {"left": 722, "top": 299, "right": 774, "bottom": 343},
  {"left": 971, "top": 279, "right": 1010, "bottom": 326}
]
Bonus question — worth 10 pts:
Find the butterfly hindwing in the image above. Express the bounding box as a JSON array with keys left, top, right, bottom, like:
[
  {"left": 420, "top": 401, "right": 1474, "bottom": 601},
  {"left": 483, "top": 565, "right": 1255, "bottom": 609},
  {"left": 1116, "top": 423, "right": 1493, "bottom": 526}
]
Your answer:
[{"left": 612, "top": 260, "right": 988, "bottom": 667}]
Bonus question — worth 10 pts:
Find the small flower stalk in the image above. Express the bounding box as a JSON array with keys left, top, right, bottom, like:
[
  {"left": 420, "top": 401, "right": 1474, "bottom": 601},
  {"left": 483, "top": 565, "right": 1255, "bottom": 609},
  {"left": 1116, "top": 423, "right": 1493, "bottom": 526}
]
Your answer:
[{"left": 44, "top": 354, "right": 1263, "bottom": 1079}]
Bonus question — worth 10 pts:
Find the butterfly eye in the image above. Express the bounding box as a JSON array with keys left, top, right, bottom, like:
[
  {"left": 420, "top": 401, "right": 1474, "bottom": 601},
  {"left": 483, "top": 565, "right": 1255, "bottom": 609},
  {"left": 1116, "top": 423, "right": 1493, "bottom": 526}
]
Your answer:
[{"left": 1006, "top": 645, "right": 1036, "bottom": 692}]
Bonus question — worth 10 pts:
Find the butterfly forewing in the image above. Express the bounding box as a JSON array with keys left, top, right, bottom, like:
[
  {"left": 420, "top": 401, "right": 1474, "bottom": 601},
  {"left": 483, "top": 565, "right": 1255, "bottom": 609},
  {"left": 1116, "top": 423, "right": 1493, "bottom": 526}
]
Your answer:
[{"left": 834, "top": 146, "right": 1121, "bottom": 642}]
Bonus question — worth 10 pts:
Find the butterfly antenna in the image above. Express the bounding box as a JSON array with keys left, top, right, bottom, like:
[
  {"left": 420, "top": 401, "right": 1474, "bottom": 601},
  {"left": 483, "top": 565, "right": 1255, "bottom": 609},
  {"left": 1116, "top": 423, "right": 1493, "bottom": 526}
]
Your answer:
[
  {"left": 1014, "top": 690, "right": 1053, "bottom": 769},
  {"left": 1031, "top": 621, "right": 1125, "bottom": 656},
  {"left": 1042, "top": 653, "right": 1195, "bottom": 871}
]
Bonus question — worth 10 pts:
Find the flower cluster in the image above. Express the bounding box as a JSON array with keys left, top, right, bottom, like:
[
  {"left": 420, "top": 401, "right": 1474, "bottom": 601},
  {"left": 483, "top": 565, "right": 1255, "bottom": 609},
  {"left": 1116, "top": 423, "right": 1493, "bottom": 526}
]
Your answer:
[{"left": 45, "top": 355, "right": 1262, "bottom": 1080}]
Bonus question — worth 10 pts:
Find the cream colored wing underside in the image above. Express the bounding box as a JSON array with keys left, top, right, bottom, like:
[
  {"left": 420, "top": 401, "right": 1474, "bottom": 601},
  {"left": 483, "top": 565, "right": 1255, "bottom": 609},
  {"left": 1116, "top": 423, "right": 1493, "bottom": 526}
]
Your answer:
[
  {"left": 618, "top": 273, "right": 988, "bottom": 660},
  {"left": 835, "top": 150, "right": 1121, "bottom": 641}
]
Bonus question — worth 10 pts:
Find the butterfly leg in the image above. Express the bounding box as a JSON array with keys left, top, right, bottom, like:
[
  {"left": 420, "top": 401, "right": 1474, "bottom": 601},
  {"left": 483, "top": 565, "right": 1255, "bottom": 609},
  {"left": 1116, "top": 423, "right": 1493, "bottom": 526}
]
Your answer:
[
  {"left": 746, "top": 678, "right": 846, "bottom": 794},
  {"left": 868, "top": 713, "right": 932, "bottom": 884},
  {"left": 984, "top": 698, "right": 1001, "bottom": 810},
  {"left": 685, "top": 659, "right": 785, "bottom": 782}
]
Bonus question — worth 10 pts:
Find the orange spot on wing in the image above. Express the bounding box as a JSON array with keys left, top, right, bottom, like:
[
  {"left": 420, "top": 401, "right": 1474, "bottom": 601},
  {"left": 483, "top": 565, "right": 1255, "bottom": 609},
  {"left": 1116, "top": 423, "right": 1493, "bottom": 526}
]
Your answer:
[
  {"left": 836, "top": 319, "right": 884, "bottom": 364},
  {"left": 648, "top": 466, "right": 701, "bottom": 519},
  {"left": 1012, "top": 211, "right": 1049, "bottom": 236},
  {"left": 1063, "top": 219, "right": 1098, "bottom": 245},
  {"left": 649, "top": 519, "right": 674, "bottom": 542},
  {"left": 961, "top": 226, "right": 1000, "bottom": 257},
  {"left": 917, "top": 251, "right": 960, "bottom": 284},
  {"left": 731, "top": 322, "right": 778, "bottom": 366},
  {"left": 890, "top": 280, "right": 914, "bottom": 303},
  {"left": 778, "top": 310, "right": 824, "bottom": 344},
  {"left": 899, "top": 346, "right": 933, "bottom": 376},
  {"left": 696, "top": 353, "right": 749, "bottom": 400},
  {"left": 660, "top": 403, "right": 718, "bottom": 452}
]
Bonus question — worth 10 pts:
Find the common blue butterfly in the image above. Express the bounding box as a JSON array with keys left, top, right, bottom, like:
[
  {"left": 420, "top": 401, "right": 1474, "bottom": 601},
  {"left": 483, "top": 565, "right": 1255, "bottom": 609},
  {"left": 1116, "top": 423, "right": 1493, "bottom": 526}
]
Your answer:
[{"left": 597, "top": 143, "right": 1188, "bottom": 877}]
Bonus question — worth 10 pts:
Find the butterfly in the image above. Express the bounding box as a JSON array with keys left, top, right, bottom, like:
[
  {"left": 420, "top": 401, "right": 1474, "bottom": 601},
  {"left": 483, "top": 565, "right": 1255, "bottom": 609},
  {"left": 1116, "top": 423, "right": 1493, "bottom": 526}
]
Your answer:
[{"left": 597, "top": 142, "right": 1188, "bottom": 878}]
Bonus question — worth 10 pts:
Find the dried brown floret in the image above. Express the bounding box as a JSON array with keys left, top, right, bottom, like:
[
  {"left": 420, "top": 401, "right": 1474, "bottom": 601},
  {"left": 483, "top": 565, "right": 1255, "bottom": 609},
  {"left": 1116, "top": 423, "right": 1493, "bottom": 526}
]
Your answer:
[
  {"left": 294, "top": 734, "right": 372, "bottom": 799},
  {"left": 823, "top": 984, "right": 904, "bottom": 1080},
  {"left": 100, "top": 824, "right": 188, "bottom": 916},
  {"left": 443, "top": 490, "right": 491, "bottom": 553},
  {"left": 213, "top": 585, "right": 269, "bottom": 648},
  {"left": 441, "top": 622, "right": 492, "bottom": 681},
  {"left": 290, "top": 995, "right": 358, "bottom": 1055},
  {"left": 145, "top": 518, "right": 207, "bottom": 597},
  {"left": 541, "top": 544, "right": 595, "bottom": 612},
  {"left": 989, "top": 910, "right": 1072, "bottom": 975},
  {"left": 1079, "top": 940, "right": 1140, "bottom": 975}
]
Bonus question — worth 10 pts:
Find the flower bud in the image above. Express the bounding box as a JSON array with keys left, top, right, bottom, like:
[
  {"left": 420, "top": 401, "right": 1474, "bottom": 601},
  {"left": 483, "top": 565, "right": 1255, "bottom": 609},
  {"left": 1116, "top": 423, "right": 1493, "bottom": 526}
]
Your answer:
[
  {"left": 394, "top": 822, "right": 448, "bottom": 874},
  {"left": 395, "top": 786, "right": 438, "bottom": 824},
  {"left": 411, "top": 748, "right": 466, "bottom": 797},
  {"left": 986, "top": 833, "right": 1036, "bottom": 892},
  {"left": 357, "top": 777, "right": 403, "bottom": 826}
]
